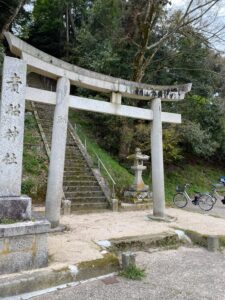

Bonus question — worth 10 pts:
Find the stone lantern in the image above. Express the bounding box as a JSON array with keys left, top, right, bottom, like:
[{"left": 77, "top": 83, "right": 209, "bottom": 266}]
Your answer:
[
  {"left": 124, "top": 148, "right": 151, "bottom": 204},
  {"left": 129, "top": 148, "right": 149, "bottom": 192}
]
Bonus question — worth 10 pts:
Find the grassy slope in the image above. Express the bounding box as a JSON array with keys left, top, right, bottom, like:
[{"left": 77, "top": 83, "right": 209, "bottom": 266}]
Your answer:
[
  {"left": 22, "top": 107, "right": 224, "bottom": 205},
  {"left": 22, "top": 103, "right": 48, "bottom": 203},
  {"left": 164, "top": 163, "right": 224, "bottom": 203},
  {"left": 69, "top": 109, "right": 224, "bottom": 204}
]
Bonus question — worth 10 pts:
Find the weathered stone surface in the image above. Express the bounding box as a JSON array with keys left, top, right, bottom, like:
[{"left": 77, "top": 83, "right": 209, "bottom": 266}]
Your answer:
[
  {"left": 45, "top": 77, "right": 70, "bottom": 228},
  {"left": 151, "top": 98, "right": 165, "bottom": 218},
  {"left": 9, "top": 235, "right": 34, "bottom": 252},
  {"left": 0, "top": 56, "right": 27, "bottom": 197},
  {"left": 0, "top": 220, "right": 50, "bottom": 238},
  {"left": 111, "top": 199, "right": 119, "bottom": 212},
  {"left": 33, "top": 234, "right": 48, "bottom": 268},
  {"left": 0, "top": 252, "right": 33, "bottom": 274},
  {"left": 0, "top": 220, "right": 50, "bottom": 275},
  {"left": 4, "top": 32, "right": 192, "bottom": 101},
  {"left": 63, "top": 200, "right": 71, "bottom": 215},
  {"left": 127, "top": 148, "right": 149, "bottom": 192},
  {"left": 0, "top": 195, "right": 31, "bottom": 220},
  {"left": 0, "top": 239, "right": 4, "bottom": 252},
  {"left": 207, "top": 235, "right": 219, "bottom": 252},
  {"left": 122, "top": 252, "right": 136, "bottom": 269}
]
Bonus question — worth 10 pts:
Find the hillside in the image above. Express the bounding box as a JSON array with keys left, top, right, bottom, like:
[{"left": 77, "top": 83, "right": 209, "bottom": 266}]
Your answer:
[
  {"left": 69, "top": 109, "right": 224, "bottom": 203},
  {"left": 22, "top": 102, "right": 224, "bottom": 206}
]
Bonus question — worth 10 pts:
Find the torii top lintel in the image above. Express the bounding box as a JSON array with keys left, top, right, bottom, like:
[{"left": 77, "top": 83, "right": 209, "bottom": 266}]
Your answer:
[{"left": 4, "top": 32, "right": 192, "bottom": 101}]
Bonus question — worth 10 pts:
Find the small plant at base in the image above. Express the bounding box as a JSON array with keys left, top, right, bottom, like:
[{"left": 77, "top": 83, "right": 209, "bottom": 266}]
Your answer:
[
  {"left": 0, "top": 218, "right": 20, "bottom": 224},
  {"left": 119, "top": 265, "right": 146, "bottom": 280}
]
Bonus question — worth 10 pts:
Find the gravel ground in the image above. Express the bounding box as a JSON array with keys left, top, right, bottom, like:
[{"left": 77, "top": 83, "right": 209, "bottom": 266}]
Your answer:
[{"left": 32, "top": 247, "right": 225, "bottom": 300}]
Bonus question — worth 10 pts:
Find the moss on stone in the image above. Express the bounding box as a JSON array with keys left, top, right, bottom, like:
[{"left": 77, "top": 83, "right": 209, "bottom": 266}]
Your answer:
[
  {"left": 78, "top": 253, "right": 119, "bottom": 270},
  {"left": 219, "top": 236, "right": 225, "bottom": 248},
  {"left": 183, "top": 229, "right": 208, "bottom": 247}
]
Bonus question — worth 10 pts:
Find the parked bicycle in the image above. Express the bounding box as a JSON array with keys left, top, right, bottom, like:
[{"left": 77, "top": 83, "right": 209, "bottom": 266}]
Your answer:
[
  {"left": 173, "top": 184, "right": 215, "bottom": 211},
  {"left": 209, "top": 183, "right": 225, "bottom": 205}
]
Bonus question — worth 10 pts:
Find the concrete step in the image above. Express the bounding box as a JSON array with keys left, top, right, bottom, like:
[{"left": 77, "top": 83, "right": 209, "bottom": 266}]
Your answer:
[
  {"left": 71, "top": 202, "right": 108, "bottom": 211},
  {"left": 64, "top": 160, "right": 86, "bottom": 165},
  {"left": 64, "top": 171, "right": 93, "bottom": 176},
  {"left": 65, "top": 154, "right": 84, "bottom": 159},
  {"left": 64, "top": 177, "right": 96, "bottom": 182},
  {"left": 64, "top": 163, "right": 87, "bottom": 168},
  {"left": 64, "top": 186, "right": 102, "bottom": 192},
  {"left": 65, "top": 191, "right": 105, "bottom": 198},
  {"left": 34, "top": 103, "right": 110, "bottom": 212},
  {"left": 68, "top": 198, "right": 107, "bottom": 204},
  {"left": 64, "top": 167, "right": 90, "bottom": 171},
  {"left": 63, "top": 181, "right": 99, "bottom": 186},
  {"left": 65, "top": 148, "right": 80, "bottom": 152},
  {"left": 64, "top": 165, "right": 89, "bottom": 170}
]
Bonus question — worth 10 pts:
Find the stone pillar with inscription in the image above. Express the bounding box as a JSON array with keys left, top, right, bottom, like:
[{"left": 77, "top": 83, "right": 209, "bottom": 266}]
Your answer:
[
  {"left": 45, "top": 77, "right": 70, "bottom": 228},
  {"left": 0, "top": 56, "right": 31, "bottom": 220}
]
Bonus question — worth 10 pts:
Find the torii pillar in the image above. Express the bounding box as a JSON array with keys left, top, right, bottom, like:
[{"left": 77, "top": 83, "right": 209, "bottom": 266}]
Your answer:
[{"left": 151, "top": 98, "right": 165, "bottom": 219}]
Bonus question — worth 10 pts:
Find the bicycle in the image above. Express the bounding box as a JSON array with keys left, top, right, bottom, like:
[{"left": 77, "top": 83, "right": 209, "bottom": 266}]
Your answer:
[
  {"left": 209, "top": 183, "right": 225, "bottom": 205},
  {"left": 173, "top": 184, "right": 215, "bottom": 211}
]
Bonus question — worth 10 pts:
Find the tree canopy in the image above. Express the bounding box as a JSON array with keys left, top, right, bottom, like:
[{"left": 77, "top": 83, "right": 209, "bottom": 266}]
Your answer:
[{"left": 1, "top": 0, "right": 225, "bottom": 164}]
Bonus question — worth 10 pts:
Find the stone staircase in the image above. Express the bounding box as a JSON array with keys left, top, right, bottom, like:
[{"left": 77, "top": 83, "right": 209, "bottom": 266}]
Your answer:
[{"left": 33, "top": 102, "right": 109, "bottom": 212}]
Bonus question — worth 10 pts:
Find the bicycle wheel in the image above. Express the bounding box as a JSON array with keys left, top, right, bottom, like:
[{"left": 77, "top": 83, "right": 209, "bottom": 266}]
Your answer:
[
  {"left": 198, "top": 194, "right": 214, "bottom": 211},
  {"left": 173, "top": 193, "right": 188, "bottom": 208}
]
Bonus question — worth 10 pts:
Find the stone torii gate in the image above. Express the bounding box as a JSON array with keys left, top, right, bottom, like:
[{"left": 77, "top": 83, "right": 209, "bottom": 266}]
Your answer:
[{"left": 0, "top": 32, "right": 192, "bottom": 228}]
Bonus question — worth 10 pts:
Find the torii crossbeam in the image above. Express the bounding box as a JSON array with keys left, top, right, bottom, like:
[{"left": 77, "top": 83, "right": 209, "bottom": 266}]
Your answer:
[{"left": 0, "top": 32, "right": 192, "bottom": 227}]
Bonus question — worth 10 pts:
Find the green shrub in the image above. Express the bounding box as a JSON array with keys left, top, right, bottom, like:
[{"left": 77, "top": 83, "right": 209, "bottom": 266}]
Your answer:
[{"left": 22, "top": 179, "right": 35, "bottom": 194}]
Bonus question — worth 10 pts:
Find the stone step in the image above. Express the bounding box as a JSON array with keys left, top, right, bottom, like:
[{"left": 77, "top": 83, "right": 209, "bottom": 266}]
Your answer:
[
  {"left": 64, "top": 156, "right": 85, "bottom": 160},
  {"left": 65, "top": 147, "right": 80, "bottom": 152},
  {"left": 65, "top": 161, "right": 88, "bottom": 166},
  {"left": 39, "top": 121, "right": 53, "bottom": 125},
  {"left": 64, "top": 160, "right": 86, "bottom": 165},
  {"left": 64, "top": 153, "right": 84, "bottom": 158},
  {"left": 66, "top": 143, "right": 79, "bottom": 146},
  {"left": 34, "top": 103, "right": 110, "bottom": 212},
  {"left": 64, "top": 165, "right": 89, "bottom": 170},
  {"left": 65, "top": 191, "right": 105, "bottom": 198},
  {"left": 64, "top": 186, "right": 102, "bottom": 192},
  {"left": 65, "top": 157, "right": 85, "bottom": 161},
  {"left": 63, "top": 176, "right": 95, "bottom": 181},
  {"left": 65, "top": 154, "right": 83, "bottom": 159},
  {"left": 64, "top": 167, "right": 90, "bottom": 172},
  {"left": 63, "top": 180, "right": 99, "bottom": 186},
  {"left": 64, "top": 171, "right": 92, "bottom": 176},
  {"left": 68, "top": 198, "right": 107, "bottom": 204},
  {"left": 71, "top": 202, "right": 108, "bottom": 211},
  {"left": 65, "top": 148, "right": 83, "bottom": 152}
]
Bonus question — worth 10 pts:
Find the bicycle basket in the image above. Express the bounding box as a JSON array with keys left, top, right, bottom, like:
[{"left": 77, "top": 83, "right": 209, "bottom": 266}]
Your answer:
[{"left": 176, "top": 185, "right": 185, "bottom": 192}]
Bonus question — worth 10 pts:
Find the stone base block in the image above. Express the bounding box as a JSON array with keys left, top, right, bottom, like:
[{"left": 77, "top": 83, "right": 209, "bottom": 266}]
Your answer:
[
  {"left": 124, "top": 190, "right": 152, "bottom": 204},
  {"left": 111, "top": 199, "right": 119, "bottom": 212},
  {"left": 0, "top": 220, "right": 50, "bottom": 275},
  {"left": 147, "top": 214, "right": 177, "bottom": 223},
  {"left": 0, "top": 195, "right": 32, "bottom": 220},
  {"left": 122, "top": 252, "right": 136, "bottom": 269},
  {"left": 120, "top": 202, "right": 152, "bottom": 212}
]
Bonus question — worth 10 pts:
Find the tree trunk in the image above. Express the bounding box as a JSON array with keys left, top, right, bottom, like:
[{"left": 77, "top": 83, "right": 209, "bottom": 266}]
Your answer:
[{"left": 0, "top": 0, "right": 26, "bottom": 41}]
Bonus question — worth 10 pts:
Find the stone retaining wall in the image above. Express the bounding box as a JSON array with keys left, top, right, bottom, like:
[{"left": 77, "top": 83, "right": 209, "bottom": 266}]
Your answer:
[{"left": 0, "top": 220, "right": 50, "bottom": 275}]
